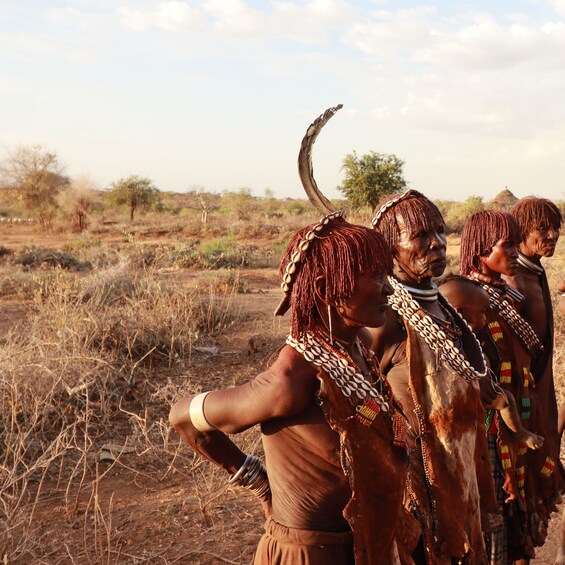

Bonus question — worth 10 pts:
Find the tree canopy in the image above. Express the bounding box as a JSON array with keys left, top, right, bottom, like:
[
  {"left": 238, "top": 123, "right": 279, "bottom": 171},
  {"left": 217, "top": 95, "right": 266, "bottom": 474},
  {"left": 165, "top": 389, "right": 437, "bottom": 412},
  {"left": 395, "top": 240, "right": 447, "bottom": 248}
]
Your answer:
[
  {"left": 106, "top": 175, "right": 160, "bottom": 221},
  {"left": 0, "top": 145, "right": 69, "bottom": 227},
  {"left": 337, "top": 151, "right": 407, "bottom": 210}
]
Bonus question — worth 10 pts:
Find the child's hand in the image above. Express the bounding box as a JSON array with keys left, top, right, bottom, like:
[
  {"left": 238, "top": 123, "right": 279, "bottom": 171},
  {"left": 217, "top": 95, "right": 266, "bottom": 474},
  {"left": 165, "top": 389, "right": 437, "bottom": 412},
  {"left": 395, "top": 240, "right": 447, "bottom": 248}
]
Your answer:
[{"left": 522, "top": 430, "right": 544, "bottom": 450}]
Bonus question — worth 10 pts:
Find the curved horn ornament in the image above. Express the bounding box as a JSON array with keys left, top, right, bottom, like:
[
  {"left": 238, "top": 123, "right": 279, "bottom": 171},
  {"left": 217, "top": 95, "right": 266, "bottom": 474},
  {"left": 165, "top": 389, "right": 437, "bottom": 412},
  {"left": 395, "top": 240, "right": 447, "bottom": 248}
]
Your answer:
[{"left": 298, "top": 104, "right": 342, "bottom": 214}]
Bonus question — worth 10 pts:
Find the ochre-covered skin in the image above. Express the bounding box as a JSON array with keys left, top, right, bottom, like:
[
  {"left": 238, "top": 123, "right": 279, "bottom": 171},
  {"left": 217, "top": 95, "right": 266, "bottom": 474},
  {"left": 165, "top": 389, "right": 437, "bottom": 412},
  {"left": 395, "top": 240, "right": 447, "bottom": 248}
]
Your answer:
[
  {"left": 506, "top": 264, "right": 563, "bottom": 481},
  {"left": 316, "top": 367, "right": 418, "bottom": 564}
]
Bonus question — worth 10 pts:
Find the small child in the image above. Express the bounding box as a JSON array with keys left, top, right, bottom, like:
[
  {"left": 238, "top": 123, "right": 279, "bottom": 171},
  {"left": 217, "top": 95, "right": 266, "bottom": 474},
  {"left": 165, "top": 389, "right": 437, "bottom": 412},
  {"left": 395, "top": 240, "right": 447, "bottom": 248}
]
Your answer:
[{"left": 440, "top": 276, "right": 544, "bottom": 450}]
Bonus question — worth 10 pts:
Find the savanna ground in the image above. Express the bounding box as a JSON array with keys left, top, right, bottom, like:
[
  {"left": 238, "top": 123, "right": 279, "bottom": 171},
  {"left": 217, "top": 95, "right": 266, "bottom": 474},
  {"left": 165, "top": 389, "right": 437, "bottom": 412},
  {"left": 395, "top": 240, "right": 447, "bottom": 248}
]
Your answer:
[{"left": 0, "top": 208, "right": 563, "bottom": 564}]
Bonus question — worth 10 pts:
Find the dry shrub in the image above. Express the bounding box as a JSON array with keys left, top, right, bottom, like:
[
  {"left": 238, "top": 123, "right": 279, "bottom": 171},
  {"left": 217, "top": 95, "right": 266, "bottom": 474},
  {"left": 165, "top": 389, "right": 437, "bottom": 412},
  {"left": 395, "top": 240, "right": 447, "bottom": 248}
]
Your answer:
[
  {"left": 0, "top": 267, "right": 56, "bottom": 299},
  {"left": 0, "top": 263, "right": 240, "bottom": 562},
  {"left": 13, "top": 247, "right": 92, "bottom": 271}
]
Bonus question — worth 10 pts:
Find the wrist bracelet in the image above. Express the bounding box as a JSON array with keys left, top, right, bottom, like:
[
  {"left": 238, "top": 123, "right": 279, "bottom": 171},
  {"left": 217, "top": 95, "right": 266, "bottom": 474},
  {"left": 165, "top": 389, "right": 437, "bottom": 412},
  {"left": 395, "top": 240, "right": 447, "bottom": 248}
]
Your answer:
[
  {"left": 228, "top": 454, "right": 270, "bottom": 499},
  {"left": 189, "top": 391, "right": 216, "bottom": 432}
]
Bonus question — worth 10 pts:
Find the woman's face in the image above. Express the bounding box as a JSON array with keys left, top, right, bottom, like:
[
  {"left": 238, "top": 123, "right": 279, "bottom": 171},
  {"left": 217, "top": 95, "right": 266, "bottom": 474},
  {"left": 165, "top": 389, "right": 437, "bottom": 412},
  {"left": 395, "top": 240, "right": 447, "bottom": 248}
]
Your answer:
[
  {"left": 394, "top": 215, "right": 447, "bottom": 283},
  {"left": 480, "top": 238, "right": 519, "bottom": 277},
  {"left": 522, "top": 224, "right": 560, "bottom": 258},
  {"left": 335, "top": 272, "right": 393, "bottom": 329}
]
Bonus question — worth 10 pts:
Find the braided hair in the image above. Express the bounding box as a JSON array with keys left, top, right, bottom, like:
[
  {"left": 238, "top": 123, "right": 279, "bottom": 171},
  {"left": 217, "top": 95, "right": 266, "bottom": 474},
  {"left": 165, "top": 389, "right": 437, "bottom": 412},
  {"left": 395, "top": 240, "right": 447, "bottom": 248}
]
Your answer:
[
  {"left": 372, "top": 191, "right": 445, "bottom": 252},
  {"left": 280, "top": 217, "right": 392, "bottom": 338},
  {"left": 460, "top": 210, "right": 522, "bottom": 276},
  {"left": 511, "top": 197, "right": 562, "bottom": 239}
]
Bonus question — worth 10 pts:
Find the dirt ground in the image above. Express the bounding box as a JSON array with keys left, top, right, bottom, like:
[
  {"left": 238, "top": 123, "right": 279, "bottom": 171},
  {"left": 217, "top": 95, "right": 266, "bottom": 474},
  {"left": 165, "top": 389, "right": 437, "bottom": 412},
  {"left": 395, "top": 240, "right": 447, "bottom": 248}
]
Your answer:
[{"left": 1, "top": 223, "right": 564, "bottom": 564}]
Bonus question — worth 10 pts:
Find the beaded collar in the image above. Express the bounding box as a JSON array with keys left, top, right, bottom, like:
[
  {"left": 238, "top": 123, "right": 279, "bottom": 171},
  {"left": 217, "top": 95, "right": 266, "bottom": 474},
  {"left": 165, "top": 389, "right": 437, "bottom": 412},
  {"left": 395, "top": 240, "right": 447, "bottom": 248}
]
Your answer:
[
  {"left": 517, "top": 251, "right": 544, "bottom": 275},
  {"left": 468, "top": 270, "right": 524, "bottom": 303},
  {"left": 287, "top": 329, "right": 409, "bottom": 447},
  {"left": 387, "top": 276, "right": 487, "bottom": 382},
  {"left": 470, "top": 279, "right": 543, "bottom": 355},
  {"left": 287, "top": 330, "right": 391, "bottom": 409}
]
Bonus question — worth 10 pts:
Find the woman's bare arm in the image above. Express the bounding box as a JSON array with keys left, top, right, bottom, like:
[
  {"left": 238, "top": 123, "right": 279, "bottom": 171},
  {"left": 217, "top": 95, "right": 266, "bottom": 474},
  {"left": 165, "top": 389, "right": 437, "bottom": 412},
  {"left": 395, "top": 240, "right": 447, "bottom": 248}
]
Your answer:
[{"left": 169, "top": 346, "right": 317, "bottom": 474}]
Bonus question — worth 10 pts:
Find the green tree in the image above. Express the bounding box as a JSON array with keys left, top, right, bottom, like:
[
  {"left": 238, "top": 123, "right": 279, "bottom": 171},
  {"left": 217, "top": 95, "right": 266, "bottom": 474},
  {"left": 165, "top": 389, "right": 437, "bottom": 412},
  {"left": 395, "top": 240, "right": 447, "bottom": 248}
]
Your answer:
[
  {"left": 0, "top": 145, "right": 69, "bottom": 228},
  {"left": 106, "top": 175, "right": 160, "bottom": 221},
  {"left": 338, "top": 151, "right": 407, "bottom": 210}
]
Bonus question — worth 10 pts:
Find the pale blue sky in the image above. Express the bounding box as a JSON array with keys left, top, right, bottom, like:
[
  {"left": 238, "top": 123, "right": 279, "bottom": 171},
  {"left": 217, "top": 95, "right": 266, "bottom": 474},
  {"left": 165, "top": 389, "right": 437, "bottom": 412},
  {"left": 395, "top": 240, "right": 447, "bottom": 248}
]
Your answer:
[{"left": 1, "top": 0, "right": 565, "bottom": 202}]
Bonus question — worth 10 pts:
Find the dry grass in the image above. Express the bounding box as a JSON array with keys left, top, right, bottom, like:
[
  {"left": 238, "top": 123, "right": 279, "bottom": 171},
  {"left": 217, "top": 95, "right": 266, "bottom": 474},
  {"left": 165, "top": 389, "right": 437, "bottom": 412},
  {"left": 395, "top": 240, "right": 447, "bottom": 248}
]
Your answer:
[{"left": 0, "top": 258, "right": 244, "bottom": 563}]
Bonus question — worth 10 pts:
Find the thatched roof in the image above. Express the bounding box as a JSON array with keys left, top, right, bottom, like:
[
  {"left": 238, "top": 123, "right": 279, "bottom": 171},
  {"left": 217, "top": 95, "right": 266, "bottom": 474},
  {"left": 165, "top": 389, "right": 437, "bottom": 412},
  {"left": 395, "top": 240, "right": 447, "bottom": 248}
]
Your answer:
[{"left": 489, "top": 188, "right": 518, "bottom": 211}]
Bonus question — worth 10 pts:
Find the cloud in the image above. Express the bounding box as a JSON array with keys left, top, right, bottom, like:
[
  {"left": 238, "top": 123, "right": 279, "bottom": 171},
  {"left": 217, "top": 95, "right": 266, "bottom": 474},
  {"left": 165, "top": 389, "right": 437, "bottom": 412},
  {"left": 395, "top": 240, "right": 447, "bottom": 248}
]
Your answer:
[
  {"left": 551, "top": 0, "right": 565, "bottom": 17},
  {"left": 112, "top": 0, "right": 354, "bottom": 43},
  {"left": 423, "top": 20, "right": 565, "bottom": 71},
  {"left": 119, "top": 2, "right": 206, "bottom": 32},
  {"left": 343, "top": 6, "right": 565, "bottom": 72}
]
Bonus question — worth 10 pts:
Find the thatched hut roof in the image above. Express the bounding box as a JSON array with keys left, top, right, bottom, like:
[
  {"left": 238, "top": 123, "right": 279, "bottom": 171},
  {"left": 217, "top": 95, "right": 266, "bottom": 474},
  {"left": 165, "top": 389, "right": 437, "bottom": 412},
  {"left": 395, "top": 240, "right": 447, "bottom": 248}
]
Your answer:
[{"left": 489, "top": 188, "right": 518, "bottom": 211}]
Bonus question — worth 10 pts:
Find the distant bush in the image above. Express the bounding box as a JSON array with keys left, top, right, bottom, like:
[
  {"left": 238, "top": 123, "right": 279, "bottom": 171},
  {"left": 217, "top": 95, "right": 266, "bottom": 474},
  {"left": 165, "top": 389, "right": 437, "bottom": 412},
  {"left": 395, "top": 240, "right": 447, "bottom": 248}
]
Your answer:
[
  {"left": 435, "top": 196, "right": 484, "bottom": 234},
  {"left": 13, "top": 247, "right": 92, "bottom": 271}
]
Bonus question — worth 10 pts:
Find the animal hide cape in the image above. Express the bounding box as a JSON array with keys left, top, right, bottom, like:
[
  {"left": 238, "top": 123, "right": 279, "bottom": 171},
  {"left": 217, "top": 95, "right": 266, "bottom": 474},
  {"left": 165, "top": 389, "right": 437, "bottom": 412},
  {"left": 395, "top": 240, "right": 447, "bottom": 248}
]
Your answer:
[
  {"left": 316, "top": 368, "right": 420, "bottom": 565},
  {"left": 406, "top": 327, "right": 497, "bottom": 563}
]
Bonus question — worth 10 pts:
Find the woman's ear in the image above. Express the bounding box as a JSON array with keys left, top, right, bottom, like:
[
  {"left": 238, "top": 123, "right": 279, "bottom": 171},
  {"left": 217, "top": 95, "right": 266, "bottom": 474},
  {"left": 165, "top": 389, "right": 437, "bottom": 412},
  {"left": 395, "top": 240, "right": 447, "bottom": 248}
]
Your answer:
[{"left": 314, "top": 275, "right": 327, "bottom": 303}]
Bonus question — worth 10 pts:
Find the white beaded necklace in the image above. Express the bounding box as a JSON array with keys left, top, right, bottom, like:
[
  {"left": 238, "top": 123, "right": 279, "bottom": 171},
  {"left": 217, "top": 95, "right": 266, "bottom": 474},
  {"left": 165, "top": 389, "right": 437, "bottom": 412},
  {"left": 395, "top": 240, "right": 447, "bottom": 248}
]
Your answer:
[
  {"left": 286, "top": 332, "right": 391, "bottom": 411},
  {"left": 387, "top": 276, "right": 487, "bottom": 382}
]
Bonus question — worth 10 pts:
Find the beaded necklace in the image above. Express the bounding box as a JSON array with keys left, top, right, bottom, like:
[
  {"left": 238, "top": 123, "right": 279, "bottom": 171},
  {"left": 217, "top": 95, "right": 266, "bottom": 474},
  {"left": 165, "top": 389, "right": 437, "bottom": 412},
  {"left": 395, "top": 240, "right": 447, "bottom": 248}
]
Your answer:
[
  {"left": 287, "top": 330, "right": 390, "bottom": 409},
  {"left": 473, "top": 281, "right": 543, "bottom": 355},
  {"left": 286, "top": 329, "right": 409, "bottom": 447},
  {"left": 387, "top": 276, "right": 487, "bottom": 381},
  {"left": 468, "top": 269, "right": 524, "bottom": 303}
]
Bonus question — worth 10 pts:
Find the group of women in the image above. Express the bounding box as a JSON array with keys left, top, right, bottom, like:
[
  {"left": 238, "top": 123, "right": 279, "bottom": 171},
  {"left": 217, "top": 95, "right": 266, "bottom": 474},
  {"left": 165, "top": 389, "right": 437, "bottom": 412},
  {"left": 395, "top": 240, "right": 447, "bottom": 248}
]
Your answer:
[{"left": 168, "top": 186, "right": 562, "bottom": 564}]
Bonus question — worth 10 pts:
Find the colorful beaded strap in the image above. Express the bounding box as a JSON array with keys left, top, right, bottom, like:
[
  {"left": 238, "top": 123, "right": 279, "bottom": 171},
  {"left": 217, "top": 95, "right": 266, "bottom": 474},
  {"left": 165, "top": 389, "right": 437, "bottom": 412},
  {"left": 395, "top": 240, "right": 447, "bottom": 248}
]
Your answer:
[
  {"left": 286, "top": 329, "right": 409, "bottom": 446},
  {"left": 478, "top": 282, "right": 543, "bottom": 354}
]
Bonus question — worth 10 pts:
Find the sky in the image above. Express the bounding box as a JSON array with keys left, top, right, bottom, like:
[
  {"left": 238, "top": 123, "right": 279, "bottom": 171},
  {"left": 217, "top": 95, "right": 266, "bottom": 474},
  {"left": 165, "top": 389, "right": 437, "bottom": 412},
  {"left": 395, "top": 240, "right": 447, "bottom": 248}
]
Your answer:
[{"left": 1, "top": 0, "right": 565, "bottom": 203}]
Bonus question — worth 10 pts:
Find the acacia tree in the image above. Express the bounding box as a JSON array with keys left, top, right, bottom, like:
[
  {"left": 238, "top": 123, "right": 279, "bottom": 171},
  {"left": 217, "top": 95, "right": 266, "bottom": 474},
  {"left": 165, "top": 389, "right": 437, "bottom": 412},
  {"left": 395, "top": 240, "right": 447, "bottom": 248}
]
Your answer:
[
  {"left": 58, "top": 176, "right": 99, "bottom": 232},
  {"left": 338, "top": 151, "right": 407, "bottom": 210},
  {"left": 184, "top": 186, "right": 221, "bottom": 224},
  {"left": 106, "top": 175, "right": 160, "bottom": 221},
  {"left": 0, "top": 145, "right": 69, "bottom": 228}
]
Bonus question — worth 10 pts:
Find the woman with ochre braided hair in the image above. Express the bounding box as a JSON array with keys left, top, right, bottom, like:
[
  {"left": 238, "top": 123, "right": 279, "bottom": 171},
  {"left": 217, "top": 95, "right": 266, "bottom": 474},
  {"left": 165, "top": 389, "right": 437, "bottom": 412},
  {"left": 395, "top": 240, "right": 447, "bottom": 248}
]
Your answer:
[
  {"left": 459, "top": 210, "right": 563, "bottom": 564},
  {"left": 505, "top": 197, "right": 564, "bottom": 491},
  {"left": 370, "top": 189, "right": 499, "bottom": 564},
  {"left": 169, "top": 214, "right": 417, "bottom": 564}
]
